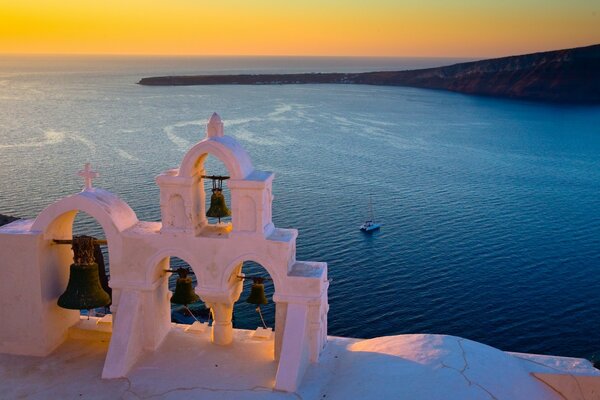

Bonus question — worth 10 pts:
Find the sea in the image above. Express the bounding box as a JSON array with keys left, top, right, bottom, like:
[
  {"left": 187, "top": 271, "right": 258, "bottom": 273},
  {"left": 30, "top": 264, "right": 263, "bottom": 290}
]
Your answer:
[{"left": 0, "top": 55, "right": 599, "bottom": 360}]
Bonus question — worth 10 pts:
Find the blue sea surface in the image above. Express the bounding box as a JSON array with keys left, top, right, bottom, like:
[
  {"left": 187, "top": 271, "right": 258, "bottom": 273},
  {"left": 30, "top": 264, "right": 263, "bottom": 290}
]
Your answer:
[{"left": 0, "top": 55, "right": 599, "bottom": 359}]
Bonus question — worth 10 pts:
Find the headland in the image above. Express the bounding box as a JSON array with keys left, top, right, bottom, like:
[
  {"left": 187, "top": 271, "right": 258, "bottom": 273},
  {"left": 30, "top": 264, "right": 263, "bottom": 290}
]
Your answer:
[{"left": 138, "top": 44, "right": 600, "bottom": 104}]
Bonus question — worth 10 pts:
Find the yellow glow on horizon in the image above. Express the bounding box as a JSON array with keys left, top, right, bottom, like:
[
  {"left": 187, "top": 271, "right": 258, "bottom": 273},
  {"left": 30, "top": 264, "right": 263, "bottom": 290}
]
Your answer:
[{"left": 1, "top": 1, "right": 599, "bottom": 57}]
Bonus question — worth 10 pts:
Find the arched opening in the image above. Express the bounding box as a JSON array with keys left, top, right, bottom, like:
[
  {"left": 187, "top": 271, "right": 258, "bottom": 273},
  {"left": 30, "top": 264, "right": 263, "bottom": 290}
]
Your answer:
[
  {"left": 166, "top": 257, "right": 210, "bottom": 324},
  {"left": 25, "top": 192, "right": 138, "bottom": 358},
  {"left": 234, "top": 261, "right": 276, "bottom": 330},
  {"left": 46, "top": 210, "right": 113, "bottom": 318},
  {"left": 202, "top": 155, "right": 232, "bottom": 226},
  {"left": 177, "top": 132, "right": 253, "bottom": 181},
  {"left": 70, "top": 212, "right": 112, "bottom": 318},
  {"left": 40, "top": 209, "right": 116, "bottom": 354},
  {"left": 191, "top": 153, "right": 234, "bottom": 235},
  {"left": 230, "top": 260, "right": 278, "bottom": 358}
]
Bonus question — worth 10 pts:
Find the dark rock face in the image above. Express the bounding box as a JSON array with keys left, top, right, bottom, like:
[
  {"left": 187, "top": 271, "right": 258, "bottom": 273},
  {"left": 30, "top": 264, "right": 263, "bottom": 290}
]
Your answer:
[
  {"left": 354, "top": 44, "right": 600, "bottom": 103},
  {"left": 0, "top": 214, "right": 19, "bottom": 227},
  {"left": 138, "top": 44, "right": 600, "bottom": 104}
]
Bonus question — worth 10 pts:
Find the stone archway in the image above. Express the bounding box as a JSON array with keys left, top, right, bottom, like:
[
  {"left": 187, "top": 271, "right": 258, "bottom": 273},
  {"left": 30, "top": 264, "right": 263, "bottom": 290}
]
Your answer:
[
  {"left": 16, "top": 189, "right": 139, "bottom": 357},
  {"left": 143, "top": 249, "right": 206, "bottom": 345},
  {"left": 179, "top": 145, "right": 249, "bottom": 233},
  {"left": 232, "top": 259, "right": 279, "bottom": 357},
  {"left": 221, "top": 253, "right": 284, "bottom": 291},
  {"left": 145, "top": 247, "right": 200, "bottom": 285},
  {"left": 32, "top": 189, "right": 137, "bottom": 301},
  {"left": 177, "top": 113, "right": 254, "bottom": 180}
]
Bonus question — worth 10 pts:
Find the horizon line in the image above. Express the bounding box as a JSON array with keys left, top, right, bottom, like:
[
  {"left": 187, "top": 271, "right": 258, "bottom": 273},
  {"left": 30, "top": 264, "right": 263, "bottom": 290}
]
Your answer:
[
  {"left": 0, "top": 51, "right": 479, "bottom": 59},
  {"left": 1, "top": 42, "right": 597, "bottom": 60}
]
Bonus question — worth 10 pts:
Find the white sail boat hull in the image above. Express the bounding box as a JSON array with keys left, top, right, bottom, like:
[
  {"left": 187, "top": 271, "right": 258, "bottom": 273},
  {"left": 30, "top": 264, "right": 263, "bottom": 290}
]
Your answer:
[{"left": 360, "top": 221, "right": 381, "bottom": 232}]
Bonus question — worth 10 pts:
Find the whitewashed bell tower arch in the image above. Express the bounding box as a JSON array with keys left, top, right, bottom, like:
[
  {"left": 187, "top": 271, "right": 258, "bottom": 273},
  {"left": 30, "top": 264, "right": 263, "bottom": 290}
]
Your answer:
[
  {"left": 0, "top": 112, "right": 328, "bottom": 393},
  {"left": 157, "top": 112, "right": 274, "bottom": 238}
]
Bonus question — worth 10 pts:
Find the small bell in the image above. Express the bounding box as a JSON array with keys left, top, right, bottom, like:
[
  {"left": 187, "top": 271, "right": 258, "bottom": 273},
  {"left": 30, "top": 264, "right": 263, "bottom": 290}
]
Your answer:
[
  {"left": 246, "top": 277, "right": 268, "bottom": 305},
  {"left": 204, "top": 175, "right": 231, "bottom": 223},
  {"left": 170, "top": 268, "right": 200, "bottom": 305},
  {"left": 57, "top": 237, "right": 111, "bottom": 310}
]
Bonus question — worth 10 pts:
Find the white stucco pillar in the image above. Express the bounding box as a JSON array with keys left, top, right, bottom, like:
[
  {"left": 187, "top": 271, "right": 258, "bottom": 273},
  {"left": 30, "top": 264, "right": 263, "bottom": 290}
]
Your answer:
[
  {"left": 274, "top": 302, "right": 288, "bottom": 361},
  {"left": 207, "top": 302, "right": 235, "bottom": 345}
]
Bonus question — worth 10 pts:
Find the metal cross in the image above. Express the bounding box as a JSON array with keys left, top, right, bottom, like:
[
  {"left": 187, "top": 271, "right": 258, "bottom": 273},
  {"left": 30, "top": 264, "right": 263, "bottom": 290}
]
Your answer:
[{"left": 78, "top": 163, "right": 99, "bottom": 190}]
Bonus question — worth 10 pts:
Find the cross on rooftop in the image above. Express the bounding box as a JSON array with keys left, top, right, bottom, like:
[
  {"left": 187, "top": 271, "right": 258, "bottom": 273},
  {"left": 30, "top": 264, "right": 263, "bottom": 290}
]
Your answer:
[{"left": 78, "top": 163, "right": 99, "bottom": 190}]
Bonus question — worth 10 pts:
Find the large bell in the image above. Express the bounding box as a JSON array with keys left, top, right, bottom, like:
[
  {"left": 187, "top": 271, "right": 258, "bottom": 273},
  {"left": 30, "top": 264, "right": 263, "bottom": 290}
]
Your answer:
[
  {"left": 246, "top": 277, "right": 268, "bottom": 305},
  {"left": 58, "top": 263, "right": 111, "bottom": 310},
  {"left": 206, "top": 188, "right": 231, "bottom": 222},
  {"left": 170, "top": 268, "right": 200, "bottom": 305},
  {"left": 57, "top": 237, "right": 111, "bottom": 310}
]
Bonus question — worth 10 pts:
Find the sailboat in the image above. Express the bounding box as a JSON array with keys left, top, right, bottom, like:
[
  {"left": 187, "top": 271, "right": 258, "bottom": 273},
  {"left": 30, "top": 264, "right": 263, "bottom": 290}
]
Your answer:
[{"left": 359, "top": 196, "right": 381, "bottom": 232}]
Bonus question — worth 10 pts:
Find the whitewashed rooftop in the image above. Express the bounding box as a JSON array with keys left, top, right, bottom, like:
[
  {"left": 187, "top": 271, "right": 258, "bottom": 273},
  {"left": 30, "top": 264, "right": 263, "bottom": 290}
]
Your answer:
[{"left": 1, "top": 318, "right": 597, "bottom": 400}]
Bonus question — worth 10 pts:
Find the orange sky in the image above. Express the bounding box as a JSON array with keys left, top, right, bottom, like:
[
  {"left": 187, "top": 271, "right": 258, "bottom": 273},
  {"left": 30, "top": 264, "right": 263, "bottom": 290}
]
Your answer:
[{"left": 1, "top": 0, "right": 599, "bottom": 57}]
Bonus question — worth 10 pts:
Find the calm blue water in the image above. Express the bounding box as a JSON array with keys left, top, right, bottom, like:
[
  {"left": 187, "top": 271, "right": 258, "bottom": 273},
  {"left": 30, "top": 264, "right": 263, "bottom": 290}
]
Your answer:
[{"left": 1, "top": 55, "right": 599, "bottom": 359}]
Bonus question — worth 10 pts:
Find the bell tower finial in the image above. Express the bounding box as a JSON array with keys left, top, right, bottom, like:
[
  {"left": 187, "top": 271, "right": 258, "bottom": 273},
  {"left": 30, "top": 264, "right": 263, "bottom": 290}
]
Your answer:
[
  {"left": 206, "top": 112, "right": 224, "bottom": 138},
  {"left": 78, "top": 163, "right": 99, "bottom": 191}
]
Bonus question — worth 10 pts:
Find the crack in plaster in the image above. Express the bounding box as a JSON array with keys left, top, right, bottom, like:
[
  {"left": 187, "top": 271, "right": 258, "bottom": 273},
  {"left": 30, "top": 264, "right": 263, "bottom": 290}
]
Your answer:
[
  {"left": 439, "top": 339, "right": 498, "bottom": 400},
  {"left": 125, "top": 383, "right": 301, "bottom": 399},
  {"left": 472, "top": 382, "right": 499, "bottom": 400},
  {"left": 457, "top": 339, "right": 499, "bottom": 400},
  {"left": 123, "top": 377, "right": 142, "bottom": 399}
]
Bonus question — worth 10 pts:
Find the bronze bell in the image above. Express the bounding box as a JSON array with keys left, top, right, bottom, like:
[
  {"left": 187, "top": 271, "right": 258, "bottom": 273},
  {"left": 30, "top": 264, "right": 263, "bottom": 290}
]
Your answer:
[
  {"left": 170, "top": 268, "right": 200, "bottom": 305},
  {"left": 57, "top": 237, "right": 111, "bottom": 310},
  {"left": 204, "top": 175, "right": 231, "bottom": 223},
  {"left": 206, "top": 188, "right": 231, "bottom": 223},
  {"left": 246, "top": 277, "right": 268, "bottom": 305}
]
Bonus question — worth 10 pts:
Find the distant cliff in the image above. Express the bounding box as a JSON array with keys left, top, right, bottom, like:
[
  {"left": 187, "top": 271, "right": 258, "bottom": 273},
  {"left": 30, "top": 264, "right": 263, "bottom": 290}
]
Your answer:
[{"left": 139, "top": 44, "right": 600, "bottom": 103}]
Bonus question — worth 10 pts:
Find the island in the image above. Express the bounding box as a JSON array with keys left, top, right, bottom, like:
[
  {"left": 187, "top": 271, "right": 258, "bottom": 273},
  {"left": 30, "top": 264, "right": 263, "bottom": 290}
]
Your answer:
[{"left": 138, "top": 44, "right": 600, "bottom": 104}]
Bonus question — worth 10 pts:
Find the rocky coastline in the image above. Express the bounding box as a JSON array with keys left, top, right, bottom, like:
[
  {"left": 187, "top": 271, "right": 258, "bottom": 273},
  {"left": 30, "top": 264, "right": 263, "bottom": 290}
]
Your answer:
[{"left": 138, "top": 44, "right": 600, "bottom": 104}]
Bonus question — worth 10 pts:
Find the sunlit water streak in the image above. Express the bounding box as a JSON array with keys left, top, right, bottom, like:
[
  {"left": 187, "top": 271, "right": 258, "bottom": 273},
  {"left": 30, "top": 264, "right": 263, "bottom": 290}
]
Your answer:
[{"left": 0, "top": 55, "right": 599, "bottom": 359}]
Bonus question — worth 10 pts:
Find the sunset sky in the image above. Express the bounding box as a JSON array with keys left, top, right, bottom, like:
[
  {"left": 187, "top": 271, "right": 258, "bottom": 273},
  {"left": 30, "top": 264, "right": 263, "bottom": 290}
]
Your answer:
[{"left": 1, "top": 0, "right": 599, "bottom": 57}]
